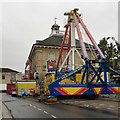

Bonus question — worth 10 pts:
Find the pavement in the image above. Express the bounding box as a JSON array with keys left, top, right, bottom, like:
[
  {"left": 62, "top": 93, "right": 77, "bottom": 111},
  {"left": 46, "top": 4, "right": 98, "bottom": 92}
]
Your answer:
[
  {"left": 60, "top": 97, "right": 120, "bottom": 117},
  {"left": 0, "top": 93, "right": 13, "bottom": 119},
  {"left": 99, "top": 94, "right": 120, "bottom": 102},
  {"left": 2, "top": 102, "right": 13, "bottom": 119}
]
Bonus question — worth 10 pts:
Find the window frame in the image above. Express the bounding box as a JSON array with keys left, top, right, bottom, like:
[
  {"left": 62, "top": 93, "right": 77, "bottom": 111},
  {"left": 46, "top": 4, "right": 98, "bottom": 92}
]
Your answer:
[{"left": 2, "top": 74, "right": 5, "bottom": 80}]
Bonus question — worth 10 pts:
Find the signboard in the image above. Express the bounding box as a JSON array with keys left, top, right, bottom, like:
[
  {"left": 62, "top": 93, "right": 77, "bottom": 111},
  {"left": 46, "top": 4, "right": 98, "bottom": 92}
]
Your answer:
[{"left": 46, "top": 60, "right": 56, "bottom": 73}]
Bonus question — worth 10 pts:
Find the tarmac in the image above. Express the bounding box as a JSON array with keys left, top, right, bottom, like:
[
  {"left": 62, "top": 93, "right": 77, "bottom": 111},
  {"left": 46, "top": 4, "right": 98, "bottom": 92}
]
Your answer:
[
  {"left": 1, "top": 93, "right": 120, "bottom": 119},
  {"left": 23, "top": 94, "right": 120, "bottom": 117}
]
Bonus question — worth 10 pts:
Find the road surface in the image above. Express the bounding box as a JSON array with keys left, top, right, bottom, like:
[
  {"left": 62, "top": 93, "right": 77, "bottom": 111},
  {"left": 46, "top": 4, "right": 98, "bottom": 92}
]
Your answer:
[{"left": 2, "top": 93, "right": 118, "bottom": 119}]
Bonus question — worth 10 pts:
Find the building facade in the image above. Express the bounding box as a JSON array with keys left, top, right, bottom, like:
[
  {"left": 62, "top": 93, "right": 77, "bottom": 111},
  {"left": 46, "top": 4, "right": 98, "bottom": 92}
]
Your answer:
[
  {"left": 0, "top": 68, "right": 22, "bottom": 84},
  {"left": 27, "top": 22, "right": 96, "bottom": 82}
]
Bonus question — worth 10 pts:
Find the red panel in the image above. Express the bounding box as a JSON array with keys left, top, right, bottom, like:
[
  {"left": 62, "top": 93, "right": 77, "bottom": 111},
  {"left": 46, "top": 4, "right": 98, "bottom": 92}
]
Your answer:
[
  {"left": 55, "top": 87, "right": 69, "bottom": 95},
  {"left": 7, "top": 83, "right": 16, "bottom": 94},
  {"left": 108, "top": 87, "right": 120, "bottom": 94}
]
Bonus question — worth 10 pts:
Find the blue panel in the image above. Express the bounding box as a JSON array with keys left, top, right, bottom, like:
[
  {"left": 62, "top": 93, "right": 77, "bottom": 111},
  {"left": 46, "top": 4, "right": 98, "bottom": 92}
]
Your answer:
[
  {"left": 83, "top": 88, "right": 95, "bottom": 95},
  {"left": 100, "top": 87, "right": 113, "bottom": 94}
]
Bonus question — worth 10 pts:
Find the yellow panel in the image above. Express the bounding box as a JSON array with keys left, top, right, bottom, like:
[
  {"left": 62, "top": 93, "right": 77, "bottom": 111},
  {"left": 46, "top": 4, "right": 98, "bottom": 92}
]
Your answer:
[
  {"left": 89, "top": 72, "right": 110, "bottom": 83},
  {"left": 60, "top": 78, "right": 72, "bottom": 83},
  {"left": 44, "top": 74, "right": 55, "bottom": 94},
  {"left": 17, "top": 82, "right": 36, "bottom": 95},
  {"left": 35, "top": 85, "right": 40, "bottom": 95},
  {"left": 83, "top": 75, "right": 86, "bottom": 84},
  {"left": 17, "top": 83, "right": 36, "bottom": 89},
  {"left": 76, "top": 74, "right": 82, "bottom": 83},
  {"left": 113, "top": 87, "right": 120, "bottom": 92},
  {"left": 89, "top": 73, "right": 98, "bottom": 83},
  {"left": 108, "top": 72, "right": 111, "bottom": 83},
  {"left": 76, "top": 74, "right": 86, "bottom": 84},
  {"left": 93, "top": 88, "right": 101, "bottom": 94},
  {"left": 62, "top": 87, "right": 83, "bottom": 95}
]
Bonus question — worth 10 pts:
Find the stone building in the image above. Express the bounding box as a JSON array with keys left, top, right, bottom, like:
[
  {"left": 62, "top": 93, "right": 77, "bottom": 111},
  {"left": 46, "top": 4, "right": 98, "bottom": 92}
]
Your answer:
[
  {"left": 0, "top": 68, "right": 22, "bottom": 84},
  {"left": 28, "top": 22, "right": 96, "bottom": 82}
]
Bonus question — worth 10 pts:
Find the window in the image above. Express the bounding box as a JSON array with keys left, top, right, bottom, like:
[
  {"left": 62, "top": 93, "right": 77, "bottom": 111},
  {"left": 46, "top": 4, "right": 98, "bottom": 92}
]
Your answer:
[
  {"left": 55, "top": 28, "right": 58, "bottom": 30},
  {"left": 11, "top": 73, "right": 16, "bottom": 80},
  {"left": 49, "top": 53, "right": 55, "bottom": 60},
  {"left": 2, "top": 74, "right": 5, "bottom": 79},
  {"left": 43, "top": 65, "right": 46, "bottom": 68}
]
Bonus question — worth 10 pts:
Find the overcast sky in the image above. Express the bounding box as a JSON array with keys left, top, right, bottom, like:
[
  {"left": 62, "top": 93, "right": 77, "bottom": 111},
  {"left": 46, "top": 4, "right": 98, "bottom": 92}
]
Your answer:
[{"left": 1, "top": 1, "right": 119, "bottom": 73}]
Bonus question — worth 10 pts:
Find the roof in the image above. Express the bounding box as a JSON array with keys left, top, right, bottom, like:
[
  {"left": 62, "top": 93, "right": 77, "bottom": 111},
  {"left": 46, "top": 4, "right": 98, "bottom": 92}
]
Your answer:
[
  {"left": 52, "top": 23, "right": 60, "bottom": 28},
  {"left": 35, "top": 35, "right": 64, "bottom": 47},
  {"left": 0, "top": 68, "right": 20, "bottom": 73},
  {"left": 29, "top": 35, "right": 97, "bottom": 60},
  {"left": 35, "top": 35, "right": 90, "bottom": 48}
]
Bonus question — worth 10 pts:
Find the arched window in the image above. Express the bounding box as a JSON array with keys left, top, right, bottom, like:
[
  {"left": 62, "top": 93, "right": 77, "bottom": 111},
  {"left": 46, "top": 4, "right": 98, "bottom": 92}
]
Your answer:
[{"left": 49, "top": 53, "right": 55, "bottom": 60}]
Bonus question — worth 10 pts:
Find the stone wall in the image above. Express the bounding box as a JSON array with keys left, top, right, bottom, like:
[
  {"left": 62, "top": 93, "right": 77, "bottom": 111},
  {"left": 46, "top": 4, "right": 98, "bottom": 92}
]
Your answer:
[
  {"left": 0, "top": 72, "right": 22, "bottom": 84},
  {"left": 29, "top": 45, "right": 94, "bottom": 82}
]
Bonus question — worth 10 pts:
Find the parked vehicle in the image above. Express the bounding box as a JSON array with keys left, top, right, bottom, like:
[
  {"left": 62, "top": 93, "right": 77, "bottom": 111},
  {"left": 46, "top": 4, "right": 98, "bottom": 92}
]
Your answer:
[
  {"left": 6, "top": 83, "right": 15, "bottom": 94},
  {"left": 11, "top": 87, "right": 17, "bottom": 97},
  {"left": 16, "top": 80, "right": 36, "bottom": 97}
]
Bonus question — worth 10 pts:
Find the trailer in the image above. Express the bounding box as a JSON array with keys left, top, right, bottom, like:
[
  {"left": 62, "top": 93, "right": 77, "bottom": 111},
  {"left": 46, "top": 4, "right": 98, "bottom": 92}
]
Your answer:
[
  {"left": 6, "top": 83, "right": 16, "bottom": 94},
  {"left": 16, "top": 80, "right": 36, "bottom": 97}
]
